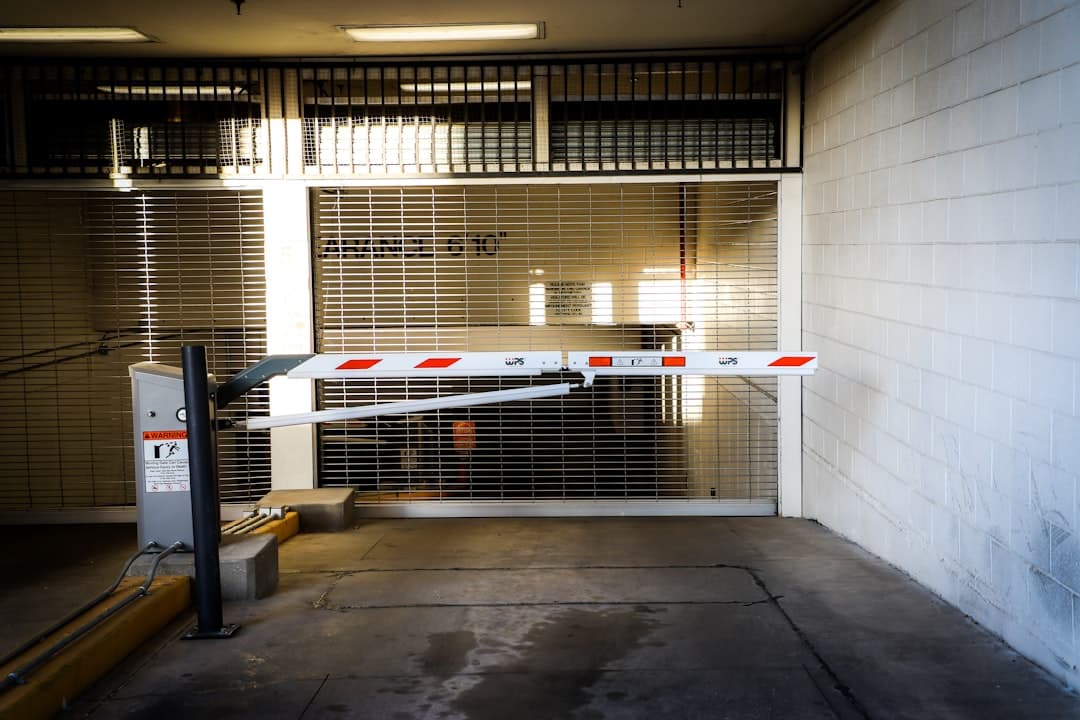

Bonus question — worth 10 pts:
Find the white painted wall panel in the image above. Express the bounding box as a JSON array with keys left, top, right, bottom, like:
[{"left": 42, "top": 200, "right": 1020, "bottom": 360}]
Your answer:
[{"left": 804, "top": 0, "right": 1080, "bottom": 685}]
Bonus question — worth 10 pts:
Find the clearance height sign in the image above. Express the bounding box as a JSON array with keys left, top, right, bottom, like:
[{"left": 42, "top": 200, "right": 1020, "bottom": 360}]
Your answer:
[{"left": 142, "top": 430, "right": 189, "bottom": 493}]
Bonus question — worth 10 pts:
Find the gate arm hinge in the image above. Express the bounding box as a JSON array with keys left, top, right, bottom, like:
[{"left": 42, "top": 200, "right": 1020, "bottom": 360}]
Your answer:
[{"left": 216, "top": 354, "right": 315, "bottom": 409}]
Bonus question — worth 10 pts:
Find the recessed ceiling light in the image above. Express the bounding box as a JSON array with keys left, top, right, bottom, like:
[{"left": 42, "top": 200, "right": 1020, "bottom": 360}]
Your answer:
[
  {"left": 0, "top": 27, "right": 151, "bottom": 43},
  {"left": 342, "top": 23, "right": 543, "bottom": 43},
  {"left": 400, "top": 80, "right": 532, "bottom": 93}
]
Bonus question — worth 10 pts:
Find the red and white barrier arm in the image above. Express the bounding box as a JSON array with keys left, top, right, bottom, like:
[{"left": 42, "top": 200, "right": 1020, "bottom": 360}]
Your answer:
[
  {"left": 567, "top": 351, "right": 817, "bottom": 378},
  {"left": 288, "top": 351, "right": 563, "bottom": 379},
  {"left": 234, "top": 350, "right": 816, "bottom": 429}
]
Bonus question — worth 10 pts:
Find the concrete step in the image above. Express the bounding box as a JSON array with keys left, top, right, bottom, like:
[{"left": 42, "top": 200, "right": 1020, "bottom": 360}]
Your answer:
[{"left": 128, "top": 533, "right": 278, "bottom": 601}]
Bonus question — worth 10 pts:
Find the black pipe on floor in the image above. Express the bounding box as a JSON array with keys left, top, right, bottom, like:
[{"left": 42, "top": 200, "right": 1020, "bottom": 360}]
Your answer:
[{"left": 1, "top": 541, "right": 184, "bottom": 692}]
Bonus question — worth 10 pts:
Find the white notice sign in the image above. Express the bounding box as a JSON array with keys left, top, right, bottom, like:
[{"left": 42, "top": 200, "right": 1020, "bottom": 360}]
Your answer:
[
  {"left": 545, "top": 281, "right": 592, "bottom": 318},
  {"left": 142, "top": 430, "right": 190, "bottom": 493}
]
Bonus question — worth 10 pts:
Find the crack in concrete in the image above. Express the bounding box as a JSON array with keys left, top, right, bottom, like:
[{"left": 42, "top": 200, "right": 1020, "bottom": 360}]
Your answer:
[
  {"left": 296, "top": 673, "right": 329, "bottom": 720},
  {"left": 746, "top": 568, "right": 873, "bottom": 720},
  {"left": 289, "top": 562, "right": 757, "bottom": 575},
  {"left": 327, "top": 599, "right": 774, "bottom": 610},
  {"left": 312, "top": 573, "right": 348, "bottom": 610}
]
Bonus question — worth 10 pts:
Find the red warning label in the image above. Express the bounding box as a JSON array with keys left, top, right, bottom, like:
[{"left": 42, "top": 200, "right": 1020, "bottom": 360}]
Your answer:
[{"left": 143, "top": 430, "right": 187, "bottom": 441}]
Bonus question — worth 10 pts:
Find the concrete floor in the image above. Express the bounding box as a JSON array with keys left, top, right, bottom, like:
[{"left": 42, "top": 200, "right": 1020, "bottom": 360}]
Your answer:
[{"left": 5, "top": 518, "right": 1078, "bottom": 719}]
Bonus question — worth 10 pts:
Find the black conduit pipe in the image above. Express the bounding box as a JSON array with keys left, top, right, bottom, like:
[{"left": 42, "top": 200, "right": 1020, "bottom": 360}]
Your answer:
[
  {"left": 2, "top": 541, "right": 184, "bottom": 692},
  {"left": 0, "top": 541, "right": 160, "bottom": 670}
]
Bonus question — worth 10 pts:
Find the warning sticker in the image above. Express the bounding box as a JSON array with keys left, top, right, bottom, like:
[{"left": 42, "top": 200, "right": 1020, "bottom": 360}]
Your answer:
[
  {"left": 143, "top": 430, "right": 187, "bottom": 441},
  {"left": 143, "top": 429, "right": 189, "bottom": 493}
]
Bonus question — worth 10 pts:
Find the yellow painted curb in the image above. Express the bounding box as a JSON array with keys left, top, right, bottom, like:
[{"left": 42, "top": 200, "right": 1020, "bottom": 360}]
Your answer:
[
  {"left": 0, "top": 575, "right": 191, "bottom": 720},
  {"left": 252, "top": 510, "right": 300, "bottom": 545}
]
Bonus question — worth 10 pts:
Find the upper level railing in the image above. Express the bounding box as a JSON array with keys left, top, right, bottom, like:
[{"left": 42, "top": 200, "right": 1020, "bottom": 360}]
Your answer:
[{"left": 0, "top": 56, "right": 801, "bottom": 179}]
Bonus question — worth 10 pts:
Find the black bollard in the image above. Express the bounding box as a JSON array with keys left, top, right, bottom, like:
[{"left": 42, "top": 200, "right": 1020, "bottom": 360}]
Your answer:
[{"left": 181, "top": 345, "right": 238, "bottom": 639}]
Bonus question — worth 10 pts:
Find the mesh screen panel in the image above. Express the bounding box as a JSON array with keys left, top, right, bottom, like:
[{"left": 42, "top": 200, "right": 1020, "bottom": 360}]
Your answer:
[
  {"left": 313, "top": 181, "right": 778, "bottom": 504},
  {"left": 0, "top": 190, "right": 269, "bottom": 508}
]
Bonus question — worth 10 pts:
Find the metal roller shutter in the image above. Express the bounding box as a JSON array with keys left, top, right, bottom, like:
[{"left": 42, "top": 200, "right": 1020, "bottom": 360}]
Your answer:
[
  {"left": 0, "top": 190, "right": 269, "bottom": 509},
  {"left": 312, "top": 181, "right": 779, "bottom": 509}
]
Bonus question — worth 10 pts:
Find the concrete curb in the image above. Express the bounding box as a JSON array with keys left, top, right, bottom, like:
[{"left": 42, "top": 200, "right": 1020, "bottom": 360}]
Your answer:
[
  {"left": 251, "top": 510, "right": 300, "bottom": 545},
  {"left": 0, "top": 575, "right": 191, "bottom": 720}
]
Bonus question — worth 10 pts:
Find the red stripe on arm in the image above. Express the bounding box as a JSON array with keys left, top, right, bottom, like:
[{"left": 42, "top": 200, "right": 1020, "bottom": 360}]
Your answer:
[
  {"left": 336, "top": 359, "right": 381, "bottom": 370},
  {"left": 768, "top": 356, "right": 813, "bottom": 367},
  {"left": 416, "top": 357, "right": 461, "bottom": 369}
]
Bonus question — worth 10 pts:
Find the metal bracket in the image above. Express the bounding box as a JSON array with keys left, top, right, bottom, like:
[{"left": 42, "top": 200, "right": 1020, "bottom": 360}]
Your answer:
[
  {"left": 215, "top": 354, "right": 315, "bottom": 409},
  {"left": 183, "top": 623, "right": 240, "bottom": 640}
]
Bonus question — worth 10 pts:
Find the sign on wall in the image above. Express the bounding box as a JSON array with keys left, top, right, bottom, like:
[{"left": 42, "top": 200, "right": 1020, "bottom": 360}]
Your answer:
[{"left": 545, "top": 281, "right": 593, "bottom": 319}]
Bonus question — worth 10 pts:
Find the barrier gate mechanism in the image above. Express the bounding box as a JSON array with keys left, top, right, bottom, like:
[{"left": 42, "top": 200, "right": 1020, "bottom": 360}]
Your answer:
[
  {"left": 234, "top": 350, "right": 817, "bottom": 430},
  {"left": 130, "top": 347, "right": 816, "bottom": 637},
  {"left": 132, "top": 348, "right": 817, "bottom": 540},
  {"left": 130, "top": 362, "right": 205, "bottom": 550}
]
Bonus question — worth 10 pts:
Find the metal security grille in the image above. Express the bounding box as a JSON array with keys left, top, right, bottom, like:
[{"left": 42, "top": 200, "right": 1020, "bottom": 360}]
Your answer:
[
  {"left": 5, "top": 63, "right": 265, "bottom": 177},
  {"left": 547, "top": 60, "right": 786, "bottom": 169},
  {"left": 0, "top": 190, "right": 269, "bottom": 508},
  {"left": 293, "top": 56, "right": 791, "bottom": 176},
  {"left": 300, "top": 64, "right": 533, "bottom": 174},
  {"left": 312, "top": 181, "right": 778, "bottom": 506},
  {"left": 1, "top": 56, "right": 794, "bottom": 178}
]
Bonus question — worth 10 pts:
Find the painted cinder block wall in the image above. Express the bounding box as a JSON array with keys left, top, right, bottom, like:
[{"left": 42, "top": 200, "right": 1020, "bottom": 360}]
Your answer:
[{"left": 802, "top": 0, "right": 1080, "bottom": 684}]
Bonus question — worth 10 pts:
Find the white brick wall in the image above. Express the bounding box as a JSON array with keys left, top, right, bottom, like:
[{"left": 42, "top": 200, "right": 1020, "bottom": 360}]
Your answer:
[{"left": 803, "top": 0, "right": 1080, "bottom": 684}]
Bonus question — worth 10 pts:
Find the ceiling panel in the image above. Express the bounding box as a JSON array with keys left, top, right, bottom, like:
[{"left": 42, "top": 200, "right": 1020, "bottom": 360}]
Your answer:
[{"left": 0, "top": 0, "right": 861, "bottom": 57}]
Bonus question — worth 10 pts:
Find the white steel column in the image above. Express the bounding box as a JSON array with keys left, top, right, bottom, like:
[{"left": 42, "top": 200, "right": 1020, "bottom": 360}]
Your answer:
[
  {"left": 778, "top": 174, "right": 804, "bottom": 517},
  {"left": 263, "top": 182, "right": 316, "bottom": 489}
]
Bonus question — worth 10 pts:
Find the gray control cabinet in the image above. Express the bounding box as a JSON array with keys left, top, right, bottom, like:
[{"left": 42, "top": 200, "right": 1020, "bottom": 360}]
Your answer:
[{"left": 130, "top": 362, "right": 212, "bottom": 550}]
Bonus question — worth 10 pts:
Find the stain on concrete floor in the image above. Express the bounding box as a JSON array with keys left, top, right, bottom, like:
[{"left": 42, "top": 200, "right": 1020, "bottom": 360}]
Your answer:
[
  {"left": 421, "top": 630, "right": 478, "bottom": 682},
  {"left": 449, "top": 607, "right": 658, "bottom": 720}
]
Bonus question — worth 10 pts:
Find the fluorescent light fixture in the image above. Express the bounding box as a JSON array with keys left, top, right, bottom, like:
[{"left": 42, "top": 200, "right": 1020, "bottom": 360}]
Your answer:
[
  {"left": 343, "top": 23, "right": 543, "bottom": 43},
  {"left": 97, "top": 85, "right": 245, "bottom": 97},
  {"left": 0, "top": 27, "right": 150, "bottom": 42},
  {"left": 641, "top": 267, "right": 680, "bottom": 274},
  {"left": 400, "top": 80, "right": 531, "bottom": 94}
]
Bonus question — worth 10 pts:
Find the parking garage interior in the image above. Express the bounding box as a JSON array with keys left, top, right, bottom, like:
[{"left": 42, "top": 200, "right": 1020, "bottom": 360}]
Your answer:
[{"left": 1, "top": 0, "right": 1079, "bottom": 717}]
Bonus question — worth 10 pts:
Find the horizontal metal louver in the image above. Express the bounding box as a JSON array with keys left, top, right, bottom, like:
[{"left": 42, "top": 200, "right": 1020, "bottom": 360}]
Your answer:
[
  {"left": 303, "top": 116, "right": 532, "bottom": 172},
  {"left": 312, "top": 181, "right": 779, "bottom": 506},
  {"left": 0, "top": 190, "right": 269, "bottom": 508},
  {"left": 298, "top": 63, "right": 534, "bottom": 174},
  {"left": 550, "top": 118, "right": 778, "bottom": 164}
]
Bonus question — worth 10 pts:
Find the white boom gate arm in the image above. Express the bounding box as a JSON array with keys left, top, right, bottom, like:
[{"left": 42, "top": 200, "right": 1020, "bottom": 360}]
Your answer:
[
  {"left": 230, "top": 350, "right": 817, "bottom": 430},
  {"left": 566, "top": 351, "right": 816, "bottom": 386},
  {"left": 241, "top": 382, "right": 577, "bottom": 430}
]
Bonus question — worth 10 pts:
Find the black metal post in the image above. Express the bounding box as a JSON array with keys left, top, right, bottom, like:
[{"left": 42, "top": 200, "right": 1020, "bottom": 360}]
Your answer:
[{"left": 181, "top": 345, "right": 238, "bottom": 639}]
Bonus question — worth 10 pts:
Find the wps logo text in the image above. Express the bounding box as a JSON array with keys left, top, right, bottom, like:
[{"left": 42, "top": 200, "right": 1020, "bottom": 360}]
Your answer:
[
  {"left": 717, "top": 357, "right": 738, "bottom": 366},
  {"left": 504, "top": 357, "right": 526, "bottom": 366}
]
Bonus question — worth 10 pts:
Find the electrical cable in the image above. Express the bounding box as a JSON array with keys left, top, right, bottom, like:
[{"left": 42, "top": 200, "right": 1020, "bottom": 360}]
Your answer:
[{"left": 1, "top": 541, "right": 184, "bottom": 692}]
